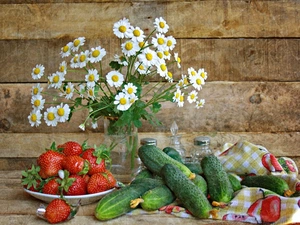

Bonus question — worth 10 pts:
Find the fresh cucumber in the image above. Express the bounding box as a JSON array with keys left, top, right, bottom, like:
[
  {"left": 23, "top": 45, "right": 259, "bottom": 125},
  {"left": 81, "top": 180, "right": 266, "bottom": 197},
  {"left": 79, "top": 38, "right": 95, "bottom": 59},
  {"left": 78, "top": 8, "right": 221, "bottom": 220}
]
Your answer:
[
  {"left": 201, "top": 154, "right": 234, "bottom": 203},
  {"left": 95, "top": 178, "right": 163, "bottom": 220},
  {"left": 162, "top": 147, "right": 184, "bottom": 164},
  {"left": 241, "top": 175, "right": 293, "bottom": 197},
  {"left": 191, "top": 174, "right": 208, "bottom": 196},
  {"left": 160, "top": 164, "right": 212, "bottom": 219},
  {"left": 134, "top": 168, "right": 153, "bottom": 179},
  {"left": 184, "top": 162, "right": 203, "bottom": 174},
  {"left": 227, "top": 173, "right": 242, "bottom": 192},
  {"left": 130, "top": 184, "right": 176, "bottom": 211},
  {"left": 138, "top": 145, "right": 195, "bottom": 179}
]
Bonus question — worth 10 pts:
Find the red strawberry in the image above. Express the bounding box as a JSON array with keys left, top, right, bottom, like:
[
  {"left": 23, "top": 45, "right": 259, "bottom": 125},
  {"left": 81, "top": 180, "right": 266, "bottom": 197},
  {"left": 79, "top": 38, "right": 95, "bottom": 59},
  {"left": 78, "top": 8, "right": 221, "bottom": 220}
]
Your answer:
[
  {"left": 104, "top": 169, "right": 117, "bottom": 188},
  {"left": 58, "top": 141, "right": 83, "bottom": 156},
  {"left": 37, "top": 150, "right": 65, "bottom": 179},
  {"left": 42, "top": 178, "right": 61, "bottom": 195},
  {"left": 87, "top": 173, "right": 110, "bottom": 194},
  {"left": 21, "top": 165, "right": 42, "bottom": 192},
  {"left": 44, "top": 198, "right": 71, "bottom": 224},
  {"left": 81, "top": 148, "right": 106, "bottom": 175},
  {"left": 64, "top": 174, "right": 87, "bottom": 196},
  {"left": 62, "top": 155, "right": 89, "bottom": 175}
]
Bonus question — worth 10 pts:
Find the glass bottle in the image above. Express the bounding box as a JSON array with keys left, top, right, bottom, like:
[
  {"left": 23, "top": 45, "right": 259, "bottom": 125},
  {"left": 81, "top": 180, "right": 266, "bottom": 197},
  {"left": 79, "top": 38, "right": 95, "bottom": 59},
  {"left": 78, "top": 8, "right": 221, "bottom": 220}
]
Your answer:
[
  {"left": 169, "top": 121, "right": 186, "bottom": 162},
  {"left": 192, "top": 136, "right": 212, "bottom": 163},
  {"left": 140, "top": 137, "right": 157, "bottom": 147}
]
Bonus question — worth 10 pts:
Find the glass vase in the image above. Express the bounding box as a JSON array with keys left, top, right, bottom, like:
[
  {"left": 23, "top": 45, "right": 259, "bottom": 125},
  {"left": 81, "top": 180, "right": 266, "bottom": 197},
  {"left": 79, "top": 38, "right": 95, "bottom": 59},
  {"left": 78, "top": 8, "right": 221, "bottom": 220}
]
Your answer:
[{"left": 103, "top": 117, "right": 141, "bottom": 183}]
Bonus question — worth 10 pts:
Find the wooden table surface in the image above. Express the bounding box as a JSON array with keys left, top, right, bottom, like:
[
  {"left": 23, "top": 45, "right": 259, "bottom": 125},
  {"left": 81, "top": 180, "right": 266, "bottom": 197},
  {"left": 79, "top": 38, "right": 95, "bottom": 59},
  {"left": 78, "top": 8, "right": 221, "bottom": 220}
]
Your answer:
[{"left": 1, "top": 170, "right": 251, "bottom": 225}]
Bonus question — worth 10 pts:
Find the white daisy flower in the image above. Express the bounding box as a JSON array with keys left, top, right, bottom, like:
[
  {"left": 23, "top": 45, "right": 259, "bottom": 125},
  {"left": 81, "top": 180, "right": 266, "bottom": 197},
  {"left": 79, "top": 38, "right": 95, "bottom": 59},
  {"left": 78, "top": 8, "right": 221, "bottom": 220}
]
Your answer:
[
  {"left": 187, "top": 90, "right": 198, "bottom": 103},
  {"left": 87, "top": 86, "right": 96, "bottom": 100},
  {"left": 31, "top": 64, "right": 45, "bottom": 80},
  {"left": 166, "top": 36, "right": 176, "bottom": 51},
  {"left": 89, "top": 46, "right": 106, "bottom": 63},
  {"left": 106, "top": 71, "right": 124, "bottom": 88},
  {"left": 44, "top": 106, "right": 58, "bottom": 127},
  {"left": 121, "top": 40, "right": 139, "bottom": 57},
  {"left": 85, "top": 69, "right": 99, "bottom": 87},
  {"left": 173, "top": 88, "right": 182, "bottom": 102},
  {"left": 31, "top": 94, "right": 45, "bottom": 111},
  {"left": 195, "top": 99, "right": 205, "bottom": 109},
  {"left": 123, "top": 83, "right": 137, "bottom": 95},
  {"left": 91, "top": 120, "right": 98, "bottom": 129},
  {"left": 60, "top": 82, "right": 74, "bottom": 99},
  {"left": 177, "top": 93, "right": 185, "bottom": 107},
  {"left": 114, "top": 54, "right": 128, "bottom": 66},
  {"left": 188, "top": 67, "right": 197, "bottom": 79},
  {"left": 71, "top": 37, "right": 85, "bottom": 52},
  {"left": 156, "top": 60, "right": 168, "bottom": 78},
  {"left": 58, "top": 61, "right": 67, "bottom": 75},
  {"left": 138, "top": 48, "right": 159, "bottom": 67},
  {"left": 198, "top": 68, "right": 208, "bottom": 80},
  {"left": 79, "top": 84, "right": 86, "bottom": 98},
  {"left": 113, "top": 18, "right": 133, "bottom": 39},
  {"left": 156, "top": 51, "right": 164, "bottom": 60},
  {"left": 128, "top": 93, "right": 138, "bottom": 104},
  {"left": 56, "top": 103, "right": 71, "bottom": 123},
  {"left": 114, "top": 92, "right": 131, "bottom": 111},
  {"left": 152, "top": 33, "right": 167, "bottom": 52},
  {"left": 137, "top": 41, "right": 149, "bottom": 50},
  {"left": 31, "top": 83, "right": 43, "bottom": 96},
  {"left": 174, "top": 53, "right": 181, "bottom": 68},
  {"left": 166, "top": 71, "right": 173, "bottom": 82},
  {"left": 134, "top": 61, "right": 150, "bottom": 75},
  {"left": 78, "top": 50, "right": 90, "bottom": 68},
  {"left": 190, "top": 74, "right": 205, "bottom": 91},
  {"left": 131, "top": 26, "right": 145, "bottom": 42},
  {"left": 48, "top": 72, "right": 65, "bottom": 89},
  {"left": 176, "top": 75, "right": 189, "bottom": 89},
  {"left": 154, "top": 17, "right": 169, "bottom": 33},
  {"left": 163, "top": 50, "right": 171, "bottom": 60},
  {"left": 70, "top": 54, "right": 80, "bottom": 68},
  {"left": 28, "top": 109, "right": 42, "bottom": 127},
  {"left": 60, "top": 42, "right": 73, "bottom": 58}
]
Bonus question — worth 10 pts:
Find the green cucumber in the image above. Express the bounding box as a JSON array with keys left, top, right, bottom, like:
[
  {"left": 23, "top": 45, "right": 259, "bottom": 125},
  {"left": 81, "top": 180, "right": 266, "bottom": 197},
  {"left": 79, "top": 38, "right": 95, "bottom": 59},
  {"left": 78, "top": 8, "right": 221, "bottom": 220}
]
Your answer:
[
  {"left": 130, "top": 185, "right": 176, "bottom": 211},
  {"left": 162, "top": 147, "right": 184, "bottom": 163},
  {"left": 160, "top": 164, "right": 212, "bottom": 219},
  {"left": 241, "top": 175, "right": 293, "bottom": 197},
  {"left": 201, "top": 154, "right": 234, "bottom": 203},
  {"left": 191, "top": 174, "right": 208, "bottom": 196},
  {"left": 95, "top": 178, "right": 163, "bottom": 220},
  {"left": 134, "top": 168, "right": 153, "bottom": 179},
  {"left": 227, "top": 173, "right": 242, "bottom": 192},
  {"left": 138, "top": 145, "right": 195, "bottom": 179},
  {"left": 184, "top": 162, "right": 203, "bottom": 174}
]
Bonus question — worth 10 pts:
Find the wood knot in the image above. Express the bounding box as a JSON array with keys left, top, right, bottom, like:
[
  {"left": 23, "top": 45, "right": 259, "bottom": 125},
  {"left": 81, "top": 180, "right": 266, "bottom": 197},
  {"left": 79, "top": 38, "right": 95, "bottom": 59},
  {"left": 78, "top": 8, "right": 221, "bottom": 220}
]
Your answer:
[
  {"left": 249, "top": 93, "right": 262, "bottom": 104},
  {"left": 0, "top": 118, "right": 11, "bottom": 131}
]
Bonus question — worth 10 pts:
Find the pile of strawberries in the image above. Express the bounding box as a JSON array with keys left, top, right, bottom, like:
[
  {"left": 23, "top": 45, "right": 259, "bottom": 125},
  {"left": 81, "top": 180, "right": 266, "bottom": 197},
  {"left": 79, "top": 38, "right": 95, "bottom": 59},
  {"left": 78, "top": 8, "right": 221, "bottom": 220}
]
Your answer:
[{"left": 22, "top": 140, "right": 117, "bottom": 196}]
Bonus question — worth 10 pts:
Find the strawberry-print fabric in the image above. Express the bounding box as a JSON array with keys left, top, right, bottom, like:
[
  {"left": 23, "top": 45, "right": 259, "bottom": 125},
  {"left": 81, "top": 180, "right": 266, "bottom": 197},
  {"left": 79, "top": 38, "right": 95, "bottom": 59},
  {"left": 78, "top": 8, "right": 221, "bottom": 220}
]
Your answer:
[{"left": 127, "top": 140, "right": 300, "bottom": 224}]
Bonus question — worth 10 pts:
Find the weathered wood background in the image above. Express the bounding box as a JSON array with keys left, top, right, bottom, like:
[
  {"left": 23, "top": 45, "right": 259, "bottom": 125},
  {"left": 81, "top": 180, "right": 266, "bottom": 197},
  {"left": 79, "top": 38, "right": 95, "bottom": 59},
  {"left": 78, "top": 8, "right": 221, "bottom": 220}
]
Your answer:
[{"left": 0, "top": 0, "right": 299, "bottom": 170}]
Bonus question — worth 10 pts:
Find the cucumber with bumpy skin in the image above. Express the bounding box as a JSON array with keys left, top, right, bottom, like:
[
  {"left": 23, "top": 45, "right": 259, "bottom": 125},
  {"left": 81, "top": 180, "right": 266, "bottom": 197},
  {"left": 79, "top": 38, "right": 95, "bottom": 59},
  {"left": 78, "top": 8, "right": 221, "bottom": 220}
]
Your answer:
[
  {"left": 138, "top": 145, "right": 195, "bottom": 179},
  {"left": 161, "top": 164, "right": 212, "bottom": 219},
  {"left": 227, "top": 173, "right": 242, "bottom": 192},
  {"left": 163, "top": 147, "right": 184, "bottom": 163},
  {"left": 201, "top": 154, "right": 234, "bottom": 203},
  {"left": 191, "top": 174, "right": 208, "bottom": 196}
]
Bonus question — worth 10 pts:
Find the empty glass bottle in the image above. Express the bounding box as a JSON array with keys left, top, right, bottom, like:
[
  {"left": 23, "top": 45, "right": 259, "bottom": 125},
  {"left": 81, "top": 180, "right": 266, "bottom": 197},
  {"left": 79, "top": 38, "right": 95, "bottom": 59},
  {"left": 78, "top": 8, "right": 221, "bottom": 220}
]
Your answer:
[{"left": 192, "top": 136, "right": 212, "bottom": 163}]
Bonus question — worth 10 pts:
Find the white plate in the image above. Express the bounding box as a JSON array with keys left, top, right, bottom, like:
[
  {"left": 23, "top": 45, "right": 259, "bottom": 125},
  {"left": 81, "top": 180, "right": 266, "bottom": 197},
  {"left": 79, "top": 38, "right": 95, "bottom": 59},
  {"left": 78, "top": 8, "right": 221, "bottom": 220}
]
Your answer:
[{"left": 24, "top": 188, "right": 115, "bottom": 205}]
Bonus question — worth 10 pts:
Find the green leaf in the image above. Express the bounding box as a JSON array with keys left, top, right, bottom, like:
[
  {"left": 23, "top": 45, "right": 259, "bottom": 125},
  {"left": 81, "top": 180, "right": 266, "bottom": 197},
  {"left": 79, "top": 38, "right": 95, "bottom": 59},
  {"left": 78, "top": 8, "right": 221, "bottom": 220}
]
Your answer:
[
  {"left": 150, "top": 102, "right": 161, "bottom": 113},
  {"left": 109, "top": 61, "right": 121, "bottom": 70}
]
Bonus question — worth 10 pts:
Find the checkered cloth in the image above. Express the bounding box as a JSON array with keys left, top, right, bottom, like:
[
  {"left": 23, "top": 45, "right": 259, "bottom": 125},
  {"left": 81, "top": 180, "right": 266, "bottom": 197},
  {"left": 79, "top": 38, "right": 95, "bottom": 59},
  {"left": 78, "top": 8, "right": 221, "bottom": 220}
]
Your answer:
[{"left": 128, "top": 140, "right": 300, "bottom": 224}]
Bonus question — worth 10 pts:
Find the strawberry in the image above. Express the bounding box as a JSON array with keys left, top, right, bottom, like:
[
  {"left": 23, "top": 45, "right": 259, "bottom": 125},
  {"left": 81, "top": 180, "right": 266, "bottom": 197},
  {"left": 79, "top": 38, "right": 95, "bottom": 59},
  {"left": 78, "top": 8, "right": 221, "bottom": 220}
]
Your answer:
[
  {"left": 42, "top": 178, "right": 61, "bottom": 195},
  {"left": 104, "top": 169, "right": 117, "bottom": 188},
  {"left": 87, "top": 172, "right": 110, "bottom": 194},
  {"left": 37, "top": 150, "right": 65, "bottom": 179},
  {"left": 62, "top": 155, "right": 89, "bottom": 175},
  {"left": 64, "top": 174, "right": 87, "bottom": 196},
  {"left": 21, "top": 164, "right": 42, "bottom": 192},
  {"left": 57, "top": 141, "right": 83, "bottom": 156},
  {"left": 81, "top": 144, "right": 110, "bottom": 175},
  {"left": 44, "top": 198, "right": 71, "bottom": 224}
]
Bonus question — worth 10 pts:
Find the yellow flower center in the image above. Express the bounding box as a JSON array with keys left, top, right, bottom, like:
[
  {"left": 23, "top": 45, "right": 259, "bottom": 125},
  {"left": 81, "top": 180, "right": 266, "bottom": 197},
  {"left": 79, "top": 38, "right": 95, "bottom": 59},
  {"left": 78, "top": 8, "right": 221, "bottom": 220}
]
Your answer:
[
  {"left": 112, "top": 75, "right": 119, "bottom": 82},
  {"left": 157, "top": 37, "right": 164, "bottom": 45},
  {"left": 47, "top": 112, "right": 55, "bottom": 121},
  {"left": 160, "top": 64, "right": 167, "bottom": 71},
  {"left": 57, "top": 108, "right": 64, "bottom": 116},
  {"left": 33, "top": 87, "right": 39, "bottom": 95},
  {"left": 184, "top": 77, "right": 189, "bottom": 85},
  {"left": 139, "top": 42, "right": 145, "bottom": 48},
  {"left": 127, "top": 87, "right": 133, "bottom": 94},
  {"left": 201, "top": 72, "right": 206, "bottom": 78},
  {"left": 34, "top": 68, "right": 40, "bottom": 75},
  {"left": 80, "top": 54, "right": 86, "bottom": 62},
  {"left": 89, "top": 74, "right": 95, "bottom": 82},
  {"left": 190, "top": 94, "right": 195, "bottom": 99},
  {"left": 63, "top": 45, "right": 69, "bottom": 53},
  {"left": 73, "top": 56, "right": 78, "bottom": 63},
  {"left": 157, "top": 52, "right": 163, "bottom": 59},
  {"left": 73, "top": 39, "right": 80, "bottom": 47},
  {"left": 53, "top": 75, "right": 60, "bottom": 83},
  {"left": 167, "top": 40, "right": 172, "bottom": 47},
  {"left": 175, "top": 92, "right": 180, "bottom": 98},
  {"left": 89, "top": 89, "right": 94, "bottom": 96},
  {"left": 164, "top": 51, "right": 170, "bottom": 57},
  {"left": 31, "top": 114, "right": 37, "bottom": 122},
  {"left": 120, "top": 97, "right": 127, "bottom": 105},
  {"left": 180, "top": 95, "right": 184, "bottom": 102},
  {"left": 119, "top": 25, "right": 126, "bottom": 33},
  {"left": 159, "top": 22, "right": 165, "bottom": 28},
  {"left": 138, "top": 64, "right": 144, "bottom": 70},
  {"left": 59, "top": 65, "right": 65, "bottom": 73},
  {"left": 34, "top": 99, "right": 40, "bottom": 107},
  {"left": 125, "top": 42, "right": 133, "bottom": 51},
  {"left": 191, "top": 71, "right": 196, "bottom": 76},
  {"left": 177, "top": 57, "right": 181, "bottom": 63},
  {"left": 167, "top": 72, "right": 173, "bottom": 79},
  {"left": 133, "top": 29, "right": 140, "bottom": 37},
  {"left": 92, "top": 49, "right": 100, "bottom": 57},
  {"left": 146, "top": 53, "right": 153, "bottom": 61},
  {"left": 130, "top": 98, "right": 135, "bottom": 104},
  {"left": 66, "top": 87, "right": 71, "bottom": 94},
  {"left": 196, "top": 78, "right": 203, "bottom": 85}
]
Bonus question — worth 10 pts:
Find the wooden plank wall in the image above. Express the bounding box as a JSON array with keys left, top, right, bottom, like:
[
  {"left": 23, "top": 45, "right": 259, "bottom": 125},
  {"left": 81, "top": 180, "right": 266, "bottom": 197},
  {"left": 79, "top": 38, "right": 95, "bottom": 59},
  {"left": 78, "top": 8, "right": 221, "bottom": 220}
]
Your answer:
[{"left": 0, "top": 0, "right": 299, "bottom": 171}]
